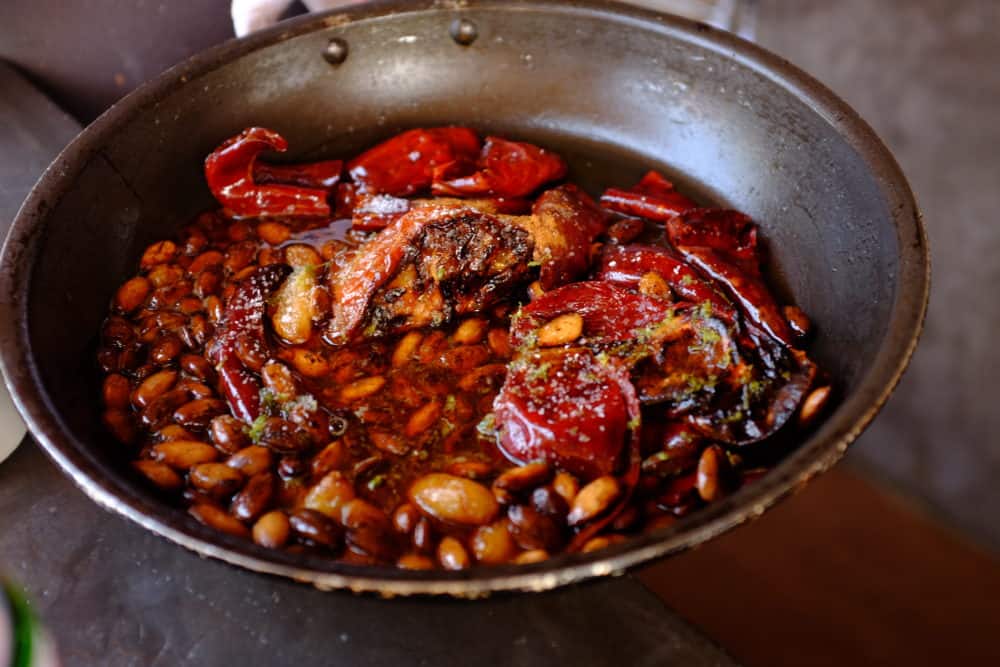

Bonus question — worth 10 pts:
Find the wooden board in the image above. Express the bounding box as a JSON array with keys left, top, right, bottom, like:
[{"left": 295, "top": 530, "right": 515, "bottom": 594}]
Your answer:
[{"left": 639, "top": 467, "right": 1000, "bottom": 665}]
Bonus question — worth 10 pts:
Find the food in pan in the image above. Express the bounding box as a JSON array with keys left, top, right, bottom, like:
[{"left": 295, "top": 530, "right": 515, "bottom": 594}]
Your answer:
[{"left": 96, "top": 127, "right": 831, "bottom": 569}]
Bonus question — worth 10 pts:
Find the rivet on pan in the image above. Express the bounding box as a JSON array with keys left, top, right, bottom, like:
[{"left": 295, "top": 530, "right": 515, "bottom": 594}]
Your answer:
[
  {"left": 323, "top": 38, "right": 349, "bottom": 65},
  {"left": 449, "top": 18, "right": 478, "bottom": 46}
]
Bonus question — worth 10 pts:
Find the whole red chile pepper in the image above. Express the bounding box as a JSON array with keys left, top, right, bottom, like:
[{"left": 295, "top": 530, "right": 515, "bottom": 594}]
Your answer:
[
  {"left": 205, "top": 127, "right": 340, "bottom": 219},
  {"left": 432, "top": 136, "right": 568, "bottom": 198},
  {"left": 347, "top": 127, "right": 481, "bottom": 196},
  {"left": 600, "top": 170, "right": 697, "bottom": 222},
  {"left": 207, "top": 264, "right": 291, "bottom": 422},
  {"left": 666, "top": 208, "right": 759, "bottom": 270},
  {"left": 596, "top": 244, "right": 736, "bottom": 322},
  {"left": 673, "top": 245, "right": 793, "bottom": 347}
]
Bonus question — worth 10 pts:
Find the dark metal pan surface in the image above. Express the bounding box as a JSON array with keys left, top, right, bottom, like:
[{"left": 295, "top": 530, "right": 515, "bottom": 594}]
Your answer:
[{"left": 0, "top": 0, "right": 929, "bottom": 595}]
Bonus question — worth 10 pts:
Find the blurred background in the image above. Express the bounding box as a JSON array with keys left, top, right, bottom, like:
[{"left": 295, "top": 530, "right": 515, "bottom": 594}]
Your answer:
[{"left": 1, "top": 1, "right": 997, "bottom": 665}]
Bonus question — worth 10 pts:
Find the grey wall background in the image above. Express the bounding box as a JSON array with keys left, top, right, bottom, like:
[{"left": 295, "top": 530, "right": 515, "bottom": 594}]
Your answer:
[
  {"left": 2, "top": 0, "right": 998, "bottom": 550},
  {"left": 758, "top": 0, "right": 1000, "bottom": 552}
]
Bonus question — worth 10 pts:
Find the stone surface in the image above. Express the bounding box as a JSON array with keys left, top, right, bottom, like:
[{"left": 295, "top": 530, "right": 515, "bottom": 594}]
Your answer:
[{"left": 759, "top": 0, "right": 1000, "bottom": 552}]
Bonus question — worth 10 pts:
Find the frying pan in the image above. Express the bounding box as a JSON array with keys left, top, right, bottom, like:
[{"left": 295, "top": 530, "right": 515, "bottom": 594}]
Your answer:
[{"left": 0, "top": 0, "right": 929, "bottom": 595}]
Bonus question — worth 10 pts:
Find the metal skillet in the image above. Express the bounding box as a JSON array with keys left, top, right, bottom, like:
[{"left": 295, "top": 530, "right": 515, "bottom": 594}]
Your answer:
[{"left": 0, "top": 0, "right": 929, "bottom": 596}]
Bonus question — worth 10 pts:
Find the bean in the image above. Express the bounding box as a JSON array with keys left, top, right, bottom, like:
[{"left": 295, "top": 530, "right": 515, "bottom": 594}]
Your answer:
[
  {"left": 471, "top": 521, "right": 517, "bottom": 565},
  {"left": 581, "top": 534, "right": 627, "bottom": 553},
  {"left": 514, "top": 550, "right": 550, "bottom": 565},
  {"left": 176, "top": 379, "right": 214, "bottom": 400},
  {"left": 180, "top": 354, "right": 215, "bottom": 382},
  {"left": 132, "top": 369, "right": 177, "bottom": 408},
  {"left": 290, "top": 348, "right": 329, "bottom": 378},
  {"left": 194, "top": 269, "right": 223, "bottom": 298},
  {"left": 411, "top": 517, "right": 435, "bottom": 554},
  {"left": 157, "top": 425, "right": 195, "bottom": 442},
  {"left": 457, "top": 363, "right": 507, "bottom": 393},
  {"left": 190, "top": 463, "right": 244, "bottom": 498},
  {"left": 444, "top": 461, "right": 494, "bottom": 480},
  {"left": 340, "top": 498, "right": 389, "bottom": 530},
  {"left": 147, "top": 263, "right": 184, "bottom": 288},
  {"left": 606, "top": 217, "right": 645, "bottom": 244},
  {"left": 339, "top": 376, "right": 385, "bottom": 402},
  {"left": 397, "top": 553, "right": 435, "bottom": 570},
  {"left": 392, "top": 503, "right": 420, "bottom": 534},
  {"left": 252, "top": 510, "right": 291, "bottom": 548},
  {"left": 186, "top": 315, "right": 212, "bottom": 348},
  {"left": 114, "top": 277, "right": 151, "bottom": 313},
  {"left": 531, "top": 486, "right": 569, "bottom": 522},
  {"left": 303, "top": 471, "right": 355, "bottom": 520},
  {"left": 132, "top": 460, "right": 183, "bottom": 491},
  {"left": 696, "top": 445, "right": 732, "bottom": 503},
  {"left": 392, "top": 331, "right": 423, "bottom": 368},
  {"left": 189, "top": 503, "right": 249, "bottom": 537},
  {"left": 102, "top": 374, "right": 131, "bottom": 410},
  {"left": 370, "top": 430, "right": 409, "bottom": 455},
  {"left": 487, "top": 328, "right": 512, "bottom": 359},
  {"left": 409, "top": 473, "right": 499, "bottom": 526},
  {"left": 182, "top": 228, "right": 208, "bottom": 256},
  {"left": 638, "top": 271, "right": 671, "bottom": 299},
  {"left": 209, "top": 415, "right": 250, "bottom": 454},
  {"left": 223, "top": 240, "right": 258, "bottom": 273},
  {"left": 177, "top": 297, "right": 204, "bottom": 315},
  {"left": 527, "top": 280, "right": 545, "bottom": 301},
  {"left": 148, "top": 283, "right": 192, "bottom": 310},
  {"left": 404, "top": 400, "right": 442, "bottom": 437},
  {"left": 257, "top": 246, "right": 286, "bottom": 266},
  {"left": 494, "top": 461, "right": 552, "bottom": 493},
  {"left": 346, "top": 524, "right": 397, "bottom": 560},
  {"left": 188, "top": 249, "right": 224, "bottom": 274},
  {"left": 227, "top": 446, "right": 273, "bottom": 476},
  {"left": 257, "top": 221, "right": 291, "bottom": 245},
  {"left": 567, "top": 476, "right": 621, "bottom": 526},
  {"left": 278, "top": 456, "right": 308, "bottom": 479},
  {"left": 453, "top": 318, "right": 488, "bottom": 345},
  {"left": 437, "top": 536, "right": 470, "bottom": 570},
  {"left": 536, "top": 313, "right": 584, "bottom": 347},
  {"left": 118, "top": 346, "right": 143, "bottom": 372},
  {"left": 150, "top": 335, "right": 183, "bottom": 365},
  {"left": 784, "top": 305, "right": 812, "bottom": 338},
  {"left": 272, "top": 267, "right": 316, "bottom": 344},
  {"left": 289, "top": 509, "right": 342, "bottom": 548},
  {"left": 552, "top": 472, "right": 579, "bottom": 504},
  {"left": 284, "top": 244, "right": 322, "bottom": 267},
  {"left": 799, "top": 385, "right": 832, "bottom": 427},
  {"left": 439, "top": 345, "right": 491, "bottom": 373},
  {"left": 152, "top": 440, "right": 219, "bottom": 469},
  {"left": 507, "top": 505, "right": 564, "bottom": 551},
  {"left": 96, "top": 347, "right": 120, "bottom": 373},
  {"left": 416, "top": 331, "right": 448, "bottom": 363},
  {"left": 261, "top": 362, "right": 298, "bottom": 400},
  {"left": 258, "top": 417, "right": 313, "bottom": 454},
  {"left": 102, "top": 316, "right": 136, "bottom": 347},
  {"left": 173, "top": 398, "right": 227, "bottom": 431},
  {"left": 140, "top": 388, "right": 190, "bottom": 429},
  {"left": 231, "top": 472, "right": 275, "bottom": 521},
  {"left": 205, "top": 295, "right": 224, "bottom": 323},
  {"left": 140, "top": 240, "right": 178, "bottom": 269},
  {"left": 311, "top": 440, "right": 348, "bottom": 477}
]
